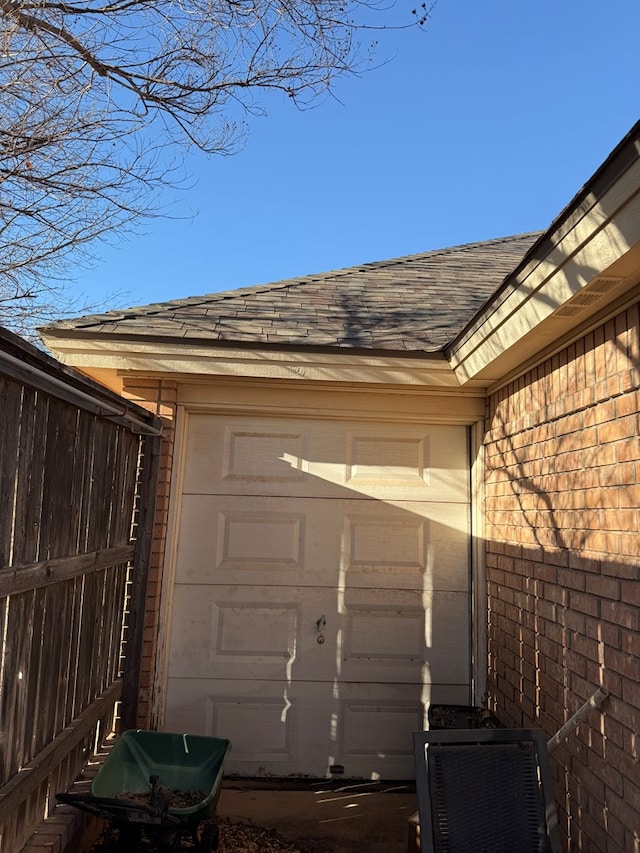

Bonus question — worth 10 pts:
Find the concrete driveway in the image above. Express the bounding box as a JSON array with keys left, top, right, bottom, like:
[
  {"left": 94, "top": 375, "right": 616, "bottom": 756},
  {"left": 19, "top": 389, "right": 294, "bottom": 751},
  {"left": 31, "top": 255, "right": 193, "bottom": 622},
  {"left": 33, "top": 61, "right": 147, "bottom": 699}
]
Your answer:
[{"left": 217, "top": 782, "right": 416, "bottom": 853}]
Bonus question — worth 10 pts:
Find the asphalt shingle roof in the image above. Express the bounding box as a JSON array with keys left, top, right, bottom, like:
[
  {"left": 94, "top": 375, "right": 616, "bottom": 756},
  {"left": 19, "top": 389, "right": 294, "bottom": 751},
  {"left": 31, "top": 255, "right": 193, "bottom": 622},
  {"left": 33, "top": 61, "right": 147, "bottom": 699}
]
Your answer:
[{"left": 46, "top": 233, "right": 541, "bottom": 353}]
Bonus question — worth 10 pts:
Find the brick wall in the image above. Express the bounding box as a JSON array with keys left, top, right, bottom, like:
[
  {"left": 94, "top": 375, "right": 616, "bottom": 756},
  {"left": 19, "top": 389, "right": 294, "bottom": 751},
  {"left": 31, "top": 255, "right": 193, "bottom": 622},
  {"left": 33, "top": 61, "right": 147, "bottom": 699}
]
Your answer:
[
  {"left": 122, "top": 377, "right": 178, "bottom": 728},
  {"left": 484, "top": 304, "right": 640, "bottom": 852}
]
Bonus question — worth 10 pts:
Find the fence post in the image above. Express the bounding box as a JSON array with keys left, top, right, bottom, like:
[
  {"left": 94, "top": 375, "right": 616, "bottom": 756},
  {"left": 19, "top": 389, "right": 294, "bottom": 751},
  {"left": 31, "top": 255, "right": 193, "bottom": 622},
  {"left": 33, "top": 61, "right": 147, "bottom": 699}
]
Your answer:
[{"left": 120, "top": 431, "right": 162, "bottom": 731}]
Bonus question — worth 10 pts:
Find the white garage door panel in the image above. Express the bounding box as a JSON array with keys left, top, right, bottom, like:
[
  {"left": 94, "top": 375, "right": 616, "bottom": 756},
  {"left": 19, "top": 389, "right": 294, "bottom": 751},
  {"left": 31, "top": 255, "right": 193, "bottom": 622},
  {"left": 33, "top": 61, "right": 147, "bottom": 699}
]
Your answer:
[
  {"left": 181, "top": 416, "right": 469, "bottom": 503},
  {"left": 174, "top": 496, "right": 469, "bottom": 592},
  {"left": 168, "top": 584, "right": 335, "bottom": 682},
  {"left": 169, "top": 584, "right": 469, "bottom": 684},
  {"left": 165, "top": 410, "right": 472, "bottom": 778},
  {"left": 340, "top": 588, "right": 470, "bottom": 685},
  {"left": 164, "top": 679, "right": 301, "bottom": 770},
  {"left": 164, "top": 679, "right": 471, "bottom": 778}
]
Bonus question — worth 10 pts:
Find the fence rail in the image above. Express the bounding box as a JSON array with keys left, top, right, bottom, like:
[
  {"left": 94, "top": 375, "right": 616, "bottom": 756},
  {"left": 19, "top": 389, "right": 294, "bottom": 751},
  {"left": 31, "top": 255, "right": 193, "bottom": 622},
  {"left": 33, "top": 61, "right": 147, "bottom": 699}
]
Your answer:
[{"left": 0, "top": 327, "right": 160, "bottom": 851}]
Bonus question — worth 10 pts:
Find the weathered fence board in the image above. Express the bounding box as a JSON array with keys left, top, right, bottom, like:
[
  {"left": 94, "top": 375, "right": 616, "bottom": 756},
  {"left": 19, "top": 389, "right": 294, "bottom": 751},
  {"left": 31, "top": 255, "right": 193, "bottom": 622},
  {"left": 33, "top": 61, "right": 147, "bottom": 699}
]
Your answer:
[
  {"left": 0, "top": 546, "right": 134, "bottom": 598},
  {"left": 0, "top": 376, "right": 21, "bottom": 567},
  {"left": 0, "top": 327, "right": 160, "bottom": 851}
]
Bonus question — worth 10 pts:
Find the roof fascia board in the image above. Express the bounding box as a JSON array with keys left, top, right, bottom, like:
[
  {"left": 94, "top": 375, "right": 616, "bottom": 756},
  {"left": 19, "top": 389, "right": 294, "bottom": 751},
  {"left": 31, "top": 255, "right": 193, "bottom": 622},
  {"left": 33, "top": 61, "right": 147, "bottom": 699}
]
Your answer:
[
  {"left": 484, "top": 278, "right": 640, "bottom": 396},
  {"left": 40, "top": 337, "right": 471, "bottom": 389},
  {"left": 449, "top": 131, "right": 640, "bottom": 385}
]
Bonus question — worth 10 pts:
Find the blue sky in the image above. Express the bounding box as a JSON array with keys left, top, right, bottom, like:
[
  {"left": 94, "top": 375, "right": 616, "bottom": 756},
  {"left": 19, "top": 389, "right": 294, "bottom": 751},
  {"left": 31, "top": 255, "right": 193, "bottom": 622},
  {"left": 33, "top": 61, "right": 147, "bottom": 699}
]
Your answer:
[{"left": 68, "top": 0, "right": 640, "bottom": 312}]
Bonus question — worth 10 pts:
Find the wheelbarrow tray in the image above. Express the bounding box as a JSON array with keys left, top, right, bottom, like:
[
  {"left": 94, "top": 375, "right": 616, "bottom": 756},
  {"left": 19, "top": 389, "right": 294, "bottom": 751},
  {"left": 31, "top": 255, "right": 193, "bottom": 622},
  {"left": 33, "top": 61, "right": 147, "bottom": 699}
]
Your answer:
[{"left": 91, "top": 730, "right": 230, "bottom": 822}]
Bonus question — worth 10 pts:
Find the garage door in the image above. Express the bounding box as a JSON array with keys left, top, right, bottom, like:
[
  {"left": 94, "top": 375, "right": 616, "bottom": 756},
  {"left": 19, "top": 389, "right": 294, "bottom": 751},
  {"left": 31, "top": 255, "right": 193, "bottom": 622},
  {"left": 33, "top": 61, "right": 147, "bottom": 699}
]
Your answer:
[{"left": 164, "top": 413, "right": 471, "bottom": 779}]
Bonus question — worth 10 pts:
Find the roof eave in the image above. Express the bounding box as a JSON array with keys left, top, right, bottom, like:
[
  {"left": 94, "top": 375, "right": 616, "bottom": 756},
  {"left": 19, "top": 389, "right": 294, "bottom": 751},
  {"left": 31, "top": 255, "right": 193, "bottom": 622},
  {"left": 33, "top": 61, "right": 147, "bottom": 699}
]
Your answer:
[
  {"left": 448, "top": 121, "right": 640, "bottom": 387},
  {"left": 38, "top": 331, "right": 477, "bottom": 391}
]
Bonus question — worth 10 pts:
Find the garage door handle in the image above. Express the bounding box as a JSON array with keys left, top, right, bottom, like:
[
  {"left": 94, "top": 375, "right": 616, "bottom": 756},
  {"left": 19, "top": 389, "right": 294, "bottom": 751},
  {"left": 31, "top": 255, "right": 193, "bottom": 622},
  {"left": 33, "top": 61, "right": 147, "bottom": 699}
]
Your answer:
[{"left": 316, "top": 615, "right": 326, "bottom": 632}]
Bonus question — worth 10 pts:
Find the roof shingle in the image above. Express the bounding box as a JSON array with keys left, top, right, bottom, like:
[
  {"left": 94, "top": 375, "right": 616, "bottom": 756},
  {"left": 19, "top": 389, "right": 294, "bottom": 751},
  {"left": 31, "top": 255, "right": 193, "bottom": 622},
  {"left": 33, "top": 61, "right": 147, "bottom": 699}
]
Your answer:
[{"left": 44, "top": 233, "right": 541, "bottom": 353}]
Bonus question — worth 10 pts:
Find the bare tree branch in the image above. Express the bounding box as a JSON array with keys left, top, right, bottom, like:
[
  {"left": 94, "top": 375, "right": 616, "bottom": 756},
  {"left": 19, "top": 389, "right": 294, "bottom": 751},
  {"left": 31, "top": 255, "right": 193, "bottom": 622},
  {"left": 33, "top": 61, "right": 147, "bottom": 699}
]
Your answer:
[{"left": 0, "top": 0, "right": 431, "bottom": 336}]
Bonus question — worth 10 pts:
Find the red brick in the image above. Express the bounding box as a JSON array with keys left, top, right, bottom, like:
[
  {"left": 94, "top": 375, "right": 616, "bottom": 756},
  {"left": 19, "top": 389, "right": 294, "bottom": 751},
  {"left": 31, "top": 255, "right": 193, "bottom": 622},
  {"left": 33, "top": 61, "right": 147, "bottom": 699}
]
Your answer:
[
  {"left": 621, "top": 581, "right": 640, "bottom": 605},
  {"left": 557, "top": 567, "right": 587, "bottom": 591},
  {"left": 622, "top": 678, "right": 640, "bottom": 709},
  {"left": 537, "top": 705, "right": 563, "bottom": 734},
  {"left": 538, "top": 672, "right": 564, "bottom": 702},
  {"left": 607, "top": 507, "right": 637, "bottom": 530},
  {"left": 602, "top": 715, "right": 626, "bottom": 749},
  {"left": 586, "top": 660, "right": 606, "bottom": 686},
  {"left": 601, "top": 600, "right": 640, "bottom": 630},
  {"left": 599, "top": 415, "right": 638, "bottom": 442},
  {"left": 616, "top": 392, "right": 638, "bottom": 417},
  {"left": 565, "top": 649, "right": 587, "bottom": 677},
  {"left": 580, "top": 808, "right": 612, "bottom": 852},
  {"left": 568, "top": 590, "right": 600, "bottom": 617},
  {"left": 538, "top": 637, "right": 562, "bottom": 661},
  {"left": 602, "top": 793, "right": 637, "bottom": 842},
  {"left": 621, "top": 629, "right": 640, "bottom": 656},
  {"left": 582, "top": 528, "right": 614, "bottom": 553},
  {"left": 607, "top": 694, "right": 640, "bottom": 732},
  {"left": 615, "top": 434, "right": 640, "bottom": 464},
  {"left": 585, "top": 574, "right": 621, "bottom": 600},
  {"left": 622, "top": 777, "right": 640, "bottom": 822},
  {"left": 584, "top": 398, "right": 616, "bottom": 427},
  {"left": 600, "top": 556, "right": 639, "bottom": 579},
  {"left": 484, "top": 315, "right": 640, "bottom": 852},
  {"left": 570, "top": 632, "right": 601, "bottom": 663}
]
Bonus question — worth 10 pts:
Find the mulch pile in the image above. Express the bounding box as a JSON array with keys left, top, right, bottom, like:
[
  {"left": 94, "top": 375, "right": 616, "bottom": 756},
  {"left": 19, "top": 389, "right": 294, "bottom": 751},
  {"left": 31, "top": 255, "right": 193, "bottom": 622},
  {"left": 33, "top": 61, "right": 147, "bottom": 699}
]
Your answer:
[
  {"left": 89, "top": 817, "right": 309, "bottom": 852},
  {"left": 115, "top": 789, "right": 206, "bottom": 810},
  {"left": 219, "top": 820, "right": 306, "bottom": 853}
]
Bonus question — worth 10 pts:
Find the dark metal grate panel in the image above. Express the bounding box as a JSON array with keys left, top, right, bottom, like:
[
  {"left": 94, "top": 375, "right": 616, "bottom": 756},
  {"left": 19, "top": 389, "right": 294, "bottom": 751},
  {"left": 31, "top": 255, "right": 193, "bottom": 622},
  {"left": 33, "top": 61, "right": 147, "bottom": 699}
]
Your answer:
[
  {"left": 413, "top": 729, "right": 562, "bottom": 853},
  {"left": 428, "top": 742, "right": 548, "bottom": 853}
]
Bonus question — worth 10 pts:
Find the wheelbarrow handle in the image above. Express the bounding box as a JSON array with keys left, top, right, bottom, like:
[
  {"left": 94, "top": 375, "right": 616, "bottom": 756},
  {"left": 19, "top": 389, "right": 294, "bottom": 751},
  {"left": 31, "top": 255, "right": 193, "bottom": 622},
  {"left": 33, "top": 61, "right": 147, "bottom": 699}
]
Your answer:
[{"left": 56, "top": 791, "right": 164, "bottom": 820}]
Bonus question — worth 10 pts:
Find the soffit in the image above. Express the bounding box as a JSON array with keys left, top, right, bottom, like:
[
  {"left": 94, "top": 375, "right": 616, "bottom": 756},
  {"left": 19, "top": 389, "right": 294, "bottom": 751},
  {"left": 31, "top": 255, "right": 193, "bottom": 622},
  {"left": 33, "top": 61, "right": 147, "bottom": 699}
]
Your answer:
[{"left": 449, "top": 123, "right": 640, "bottom": 385}]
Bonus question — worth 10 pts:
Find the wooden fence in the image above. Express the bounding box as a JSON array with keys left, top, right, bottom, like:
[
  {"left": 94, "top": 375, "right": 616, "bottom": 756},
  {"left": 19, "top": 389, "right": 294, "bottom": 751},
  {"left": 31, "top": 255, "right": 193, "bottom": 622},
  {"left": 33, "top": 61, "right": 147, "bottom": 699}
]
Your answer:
[{"left": 0, "top": 327, "right": 161, "bottom": 851}]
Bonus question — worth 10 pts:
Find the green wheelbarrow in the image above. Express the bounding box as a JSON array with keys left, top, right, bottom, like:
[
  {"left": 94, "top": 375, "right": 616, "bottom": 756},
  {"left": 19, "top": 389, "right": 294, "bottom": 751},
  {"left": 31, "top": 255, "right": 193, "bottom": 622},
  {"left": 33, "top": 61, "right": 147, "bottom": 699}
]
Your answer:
[{"left": 57, "top": 730, "right": 231, "bottom": 852}]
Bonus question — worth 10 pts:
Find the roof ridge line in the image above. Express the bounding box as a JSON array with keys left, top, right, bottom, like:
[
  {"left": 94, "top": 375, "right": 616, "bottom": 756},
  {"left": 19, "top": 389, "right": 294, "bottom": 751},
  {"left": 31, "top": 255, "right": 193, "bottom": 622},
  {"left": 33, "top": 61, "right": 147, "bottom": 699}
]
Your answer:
[
  {"left": 42, "top": 231, "right": 542, "bottom": 329},
  {"left": 173, "top": 231, "right": 545, "bottom": 303},
  {"left": 333, "top": 232, "right": 544, "bottom": 274}
]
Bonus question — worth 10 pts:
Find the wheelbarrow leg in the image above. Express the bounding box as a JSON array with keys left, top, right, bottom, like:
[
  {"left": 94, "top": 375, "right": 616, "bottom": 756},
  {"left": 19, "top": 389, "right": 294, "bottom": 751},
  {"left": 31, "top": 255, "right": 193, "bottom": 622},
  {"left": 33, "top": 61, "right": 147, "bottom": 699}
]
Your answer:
[{"left": 198, "top": 821, "right": 220, "bottom": 853}]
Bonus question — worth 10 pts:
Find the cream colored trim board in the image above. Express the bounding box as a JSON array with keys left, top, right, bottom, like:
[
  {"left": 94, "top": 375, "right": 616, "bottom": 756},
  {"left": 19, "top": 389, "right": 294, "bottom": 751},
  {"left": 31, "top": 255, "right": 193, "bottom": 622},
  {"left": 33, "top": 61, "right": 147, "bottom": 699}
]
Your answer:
[
  {"left": 450, "top": 158, "right": 640, "bottom": 384},
  {"left": 179, "top": 400, "right": 484, "bottom": 426},
  {"left": 40, "top": 335, "right": 468, "bottom": 389},
  {"left": 485, "top": 277, "right": 640, "bottom": 395},
  {"left": 176, "top": 381, "right": 486, "bottom": 425},
  {"left": 155, "top": 373, "right": 488, "bottom": 397},
  {"left": 58, "top": 367, "right": 487, "bottom": 424},
  {"left": 470, "top": 420, "right": 487, "bottom": 707}
]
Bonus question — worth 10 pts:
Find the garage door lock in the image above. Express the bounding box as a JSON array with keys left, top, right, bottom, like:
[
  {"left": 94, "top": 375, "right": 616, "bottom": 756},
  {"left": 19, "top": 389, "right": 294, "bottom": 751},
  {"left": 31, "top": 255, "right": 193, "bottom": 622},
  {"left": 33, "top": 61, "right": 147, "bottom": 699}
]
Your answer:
[{"left": 316, "top": 615, "right": 326, "bottom": 644}]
